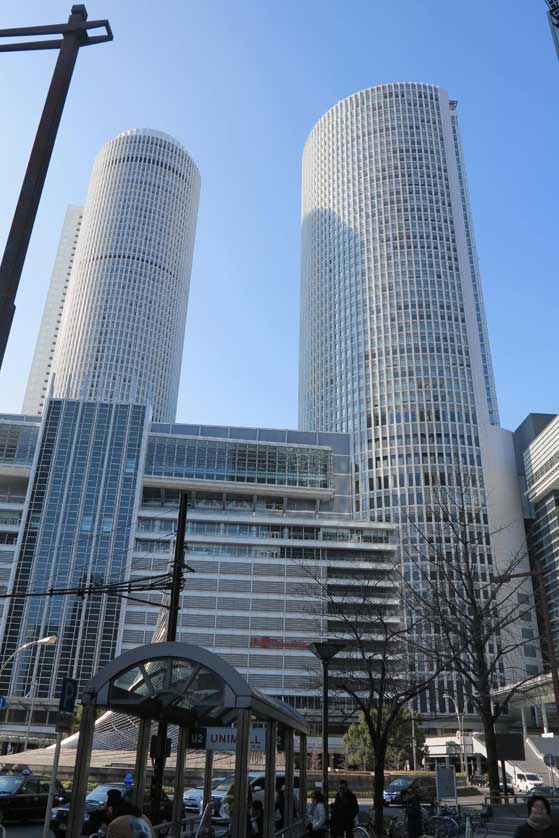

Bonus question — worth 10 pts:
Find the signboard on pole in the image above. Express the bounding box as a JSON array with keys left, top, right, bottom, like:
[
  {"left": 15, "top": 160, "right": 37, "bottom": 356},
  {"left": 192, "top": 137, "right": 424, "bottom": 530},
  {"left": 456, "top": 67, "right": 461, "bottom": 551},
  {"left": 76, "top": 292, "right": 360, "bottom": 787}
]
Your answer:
[
  {"left": 187, "top": 727, "right": 207, "bottom": 750},
  {"left": 58, "top": 677, "right": 78, "bottom": 713},
  {"left": 205, "top": 727, "right": 265, "bottom": 752},
  {"left": 436, "top": 765, "right": 457, "bottom": 801},
  {"left": 544, "top": 753, "right": 556, "bottom": 767},
  {"left": 0, "top": 696, "right": 7, "bottom": 710}
]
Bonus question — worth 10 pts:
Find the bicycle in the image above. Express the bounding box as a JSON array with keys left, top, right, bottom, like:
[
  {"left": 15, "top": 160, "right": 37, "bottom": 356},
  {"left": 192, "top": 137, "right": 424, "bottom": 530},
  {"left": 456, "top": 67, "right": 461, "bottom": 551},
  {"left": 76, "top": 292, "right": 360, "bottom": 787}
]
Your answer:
[
  {"left": 358, "top": 811, "right": 408, "bottom": 838},
  {"left": 426, "top": 806, "right": 489, "bottom": 838}
]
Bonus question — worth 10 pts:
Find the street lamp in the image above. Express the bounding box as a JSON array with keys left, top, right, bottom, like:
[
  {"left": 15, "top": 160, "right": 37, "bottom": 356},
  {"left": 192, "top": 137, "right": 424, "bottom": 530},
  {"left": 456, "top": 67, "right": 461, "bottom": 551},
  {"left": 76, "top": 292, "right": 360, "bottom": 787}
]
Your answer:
[
  {"left": 0, "top": 635, "right": 57, "bottom": 751},
  {"left": 310, "top": 640, "right": 347, "bottom": 805},
  {"left": 0, "top": 635, "right": 58, "bottom": 680},
  {"left": 443, "top": 693, "right": 466, "bottom": 776}
]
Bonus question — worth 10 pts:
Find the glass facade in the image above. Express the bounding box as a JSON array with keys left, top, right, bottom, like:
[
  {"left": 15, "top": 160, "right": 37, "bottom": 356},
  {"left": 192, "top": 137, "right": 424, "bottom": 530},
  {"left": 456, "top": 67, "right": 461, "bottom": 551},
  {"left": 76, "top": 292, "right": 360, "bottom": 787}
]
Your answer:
[
  {"left": 0, "top": 399, "right": 148, "bottom": 700},
  {"left": 51, "top": 130, "right": 200, "bottom": 422},
  {"left": 145, "top": 435, "right": 332, "bottom": 489},
  {"left": 0, "top": 421, "right": 39, "bottom": 467},
  {"left": 527, "top": 492, "right": 559, "bottom": 658},
  {"left": 299, "top": 83, "right": 523, "bottom": 715},
  {"left": 522, "top": 415, "right": 559, "bottom": 671}
]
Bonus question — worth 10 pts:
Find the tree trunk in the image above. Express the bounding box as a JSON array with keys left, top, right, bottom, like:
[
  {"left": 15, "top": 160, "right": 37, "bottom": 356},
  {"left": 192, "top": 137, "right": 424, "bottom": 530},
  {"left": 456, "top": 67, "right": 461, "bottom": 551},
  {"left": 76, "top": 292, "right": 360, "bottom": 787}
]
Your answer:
[
  {"left": 373, "top": 747, "right": 386, "bottom": 837},
  {"left": 479, "top": 698, "right": 500, "bottom": 802}
]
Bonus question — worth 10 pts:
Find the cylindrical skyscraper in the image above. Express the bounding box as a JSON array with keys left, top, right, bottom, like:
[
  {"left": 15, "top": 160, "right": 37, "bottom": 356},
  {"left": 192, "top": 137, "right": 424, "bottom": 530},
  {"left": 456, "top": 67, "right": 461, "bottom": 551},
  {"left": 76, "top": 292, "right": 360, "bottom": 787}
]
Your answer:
[
  {"left": 52, "top": 129, "right": 200, "bottom": 421},
  {"left": 299, "top": 83, "right": 538, "bottom": 715}
]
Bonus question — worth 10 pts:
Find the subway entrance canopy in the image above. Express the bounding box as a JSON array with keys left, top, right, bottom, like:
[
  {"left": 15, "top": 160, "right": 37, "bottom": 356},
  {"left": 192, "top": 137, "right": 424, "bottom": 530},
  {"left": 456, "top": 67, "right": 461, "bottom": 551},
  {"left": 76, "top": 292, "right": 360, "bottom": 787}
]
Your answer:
[{"left": 68, "top": 642, "right": 309, "bottom": 838}]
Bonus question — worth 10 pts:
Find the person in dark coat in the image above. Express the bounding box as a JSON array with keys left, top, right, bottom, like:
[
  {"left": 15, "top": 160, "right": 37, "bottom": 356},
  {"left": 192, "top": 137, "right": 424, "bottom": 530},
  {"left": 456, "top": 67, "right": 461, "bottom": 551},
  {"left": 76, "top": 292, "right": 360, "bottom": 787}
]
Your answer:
[
  {"left": 403, "top": 785, "right": 423, "bottom": 838},
  {"left": 274, "top": 778, "right": 286, "bottom": 831},
  {"left": 513, "top": 796, "right": 556, "bottom": 838},
  {"left": 331, "top": 780, "right": 359, "bottom": 838}
]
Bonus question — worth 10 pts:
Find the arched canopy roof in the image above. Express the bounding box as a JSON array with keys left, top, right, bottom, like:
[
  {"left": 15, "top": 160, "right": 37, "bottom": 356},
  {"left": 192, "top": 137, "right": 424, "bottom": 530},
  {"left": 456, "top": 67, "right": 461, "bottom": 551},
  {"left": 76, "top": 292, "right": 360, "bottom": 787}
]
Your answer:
[{"left": 83, "top": 642, "right": 308, "bottom": 734}]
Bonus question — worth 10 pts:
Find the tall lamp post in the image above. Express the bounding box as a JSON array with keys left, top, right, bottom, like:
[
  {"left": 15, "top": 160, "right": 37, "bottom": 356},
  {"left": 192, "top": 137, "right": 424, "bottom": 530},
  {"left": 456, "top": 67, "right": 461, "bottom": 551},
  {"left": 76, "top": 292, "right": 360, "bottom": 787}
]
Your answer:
[
  {"left": 0, "top": 634, "right": 58, "bottom": 680},
  {"left": 310, "top": 641, "right": 347, "bottom": 805},
  {"left": 0, "top": 635, "right": 58, "bottom": 751},
  {"left": 0, "top": 5, "right": 112, "bottom": 368},
  {"left": 443, "top": 692, "right": 466, "bottom": 776}
]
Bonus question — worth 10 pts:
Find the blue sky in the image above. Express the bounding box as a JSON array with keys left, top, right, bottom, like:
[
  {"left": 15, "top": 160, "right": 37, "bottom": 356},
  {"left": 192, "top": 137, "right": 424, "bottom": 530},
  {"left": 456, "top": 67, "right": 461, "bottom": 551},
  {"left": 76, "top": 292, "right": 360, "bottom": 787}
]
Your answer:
[{"left": 0, "top": 0, "right": 557, "bottom": 432}]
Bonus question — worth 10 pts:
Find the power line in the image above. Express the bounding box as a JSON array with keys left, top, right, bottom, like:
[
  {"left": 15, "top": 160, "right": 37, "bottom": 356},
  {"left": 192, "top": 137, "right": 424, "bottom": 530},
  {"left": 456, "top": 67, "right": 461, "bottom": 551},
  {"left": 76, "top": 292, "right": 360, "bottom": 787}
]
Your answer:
[{"left": 0, "top": 571, "right": 179, "bottom": 601}]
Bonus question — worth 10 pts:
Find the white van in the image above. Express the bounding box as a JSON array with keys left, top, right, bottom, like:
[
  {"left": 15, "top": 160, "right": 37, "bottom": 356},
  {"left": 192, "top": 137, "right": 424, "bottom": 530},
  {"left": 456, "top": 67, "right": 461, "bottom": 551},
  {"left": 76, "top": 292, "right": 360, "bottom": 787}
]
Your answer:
[{"left": 513, "top": 770, "right": 544, "bottom": 793}]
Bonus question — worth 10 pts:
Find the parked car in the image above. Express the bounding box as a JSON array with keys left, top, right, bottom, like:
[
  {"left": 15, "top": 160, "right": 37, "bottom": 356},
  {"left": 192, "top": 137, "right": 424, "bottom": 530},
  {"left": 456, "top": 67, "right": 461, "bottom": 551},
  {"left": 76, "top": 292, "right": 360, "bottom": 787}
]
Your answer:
[
  {"left": 383, "top": 776, "right": 436, "bottom": 805},
  {"left": 529, "top": 785, "right": 557, "bottom": 799},
  {"left": 50, "top": 782, "right": 176, "bottom": 838},
  {"left": 0, "top": 772, "right": 67, "bottom": 824},
  {"left": 513, "top": 772, "right": 544, "bottom": 794},
  {"left": 499, "top": 778, "right": 515, "bottom": 795},
  {"left": 211, "top": 772, "right": 300, "bottom": 822},
  {"left": 183, "top": 777, "right": 227, "bottom": 813}
]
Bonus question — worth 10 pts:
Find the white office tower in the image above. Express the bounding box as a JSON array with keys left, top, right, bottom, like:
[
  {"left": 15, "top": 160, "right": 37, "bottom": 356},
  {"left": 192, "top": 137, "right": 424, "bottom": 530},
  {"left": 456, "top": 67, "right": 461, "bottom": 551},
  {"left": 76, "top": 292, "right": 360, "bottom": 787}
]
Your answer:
[
  {"left": 22, "top": 205, "right": 83, "bottom": 415},
  {"left": 51, "top": 129, "right": 200, "bottom": 422},
  {"left": 299, "top": 83, "right": 540, "bottom": 714}
]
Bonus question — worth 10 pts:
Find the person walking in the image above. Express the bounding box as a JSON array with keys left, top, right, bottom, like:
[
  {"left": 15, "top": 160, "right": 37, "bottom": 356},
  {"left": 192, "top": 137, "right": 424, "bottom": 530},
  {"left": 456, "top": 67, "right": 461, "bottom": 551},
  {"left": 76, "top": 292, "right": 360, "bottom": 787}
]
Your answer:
[
  {"left": 513, "top": 796, "right": 556, "bottom": 838},
  {"left": 331, "top": 780, "right": 359, "bottom": 838},
  {"left": 307, "top": 789, "right": 328, "bottom": 837},
  {"left": 402, "top": 786, "right": 423, "bottom": 838}
]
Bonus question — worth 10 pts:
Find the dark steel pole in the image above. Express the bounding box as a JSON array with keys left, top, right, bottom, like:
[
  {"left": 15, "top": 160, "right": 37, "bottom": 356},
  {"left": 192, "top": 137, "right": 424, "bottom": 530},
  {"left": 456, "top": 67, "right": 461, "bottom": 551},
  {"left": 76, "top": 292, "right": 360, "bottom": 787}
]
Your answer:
[
  {"left": 151, "top": 491, "right": 188, "bottom": 824},
  {"left": 0, "top": 5, "right": 112, "bottom": 368},
  {"left": 322, "top": 659, "right": 329, "bottom": 807},
  {"left": 167, "top": 491, "right": 188, "bottom": 643}
]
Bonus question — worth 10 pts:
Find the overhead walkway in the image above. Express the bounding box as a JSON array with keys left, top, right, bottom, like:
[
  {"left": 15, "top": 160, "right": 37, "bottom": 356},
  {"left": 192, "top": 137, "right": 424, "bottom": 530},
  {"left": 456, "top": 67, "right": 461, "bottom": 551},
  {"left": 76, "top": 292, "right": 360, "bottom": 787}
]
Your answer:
[{"left": 472, "top": 732, "right": 559, "bottom": 786}]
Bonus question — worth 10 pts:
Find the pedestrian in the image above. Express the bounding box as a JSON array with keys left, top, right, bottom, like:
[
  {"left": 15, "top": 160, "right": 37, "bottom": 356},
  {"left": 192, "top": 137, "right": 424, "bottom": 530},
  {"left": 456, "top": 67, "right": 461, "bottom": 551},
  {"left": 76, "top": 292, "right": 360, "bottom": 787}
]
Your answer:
[
  {"left": 307, "top": 789, "right": 327, "bottom": 837},
  {"left": 274, "top": 777, "right": 286, "bottom": 830},
  {"left": 85, "top": 789, "right": 124, "bottom": 836},
  {"left": 331, "top": 780, "right": 359, "bottom": 838},
  {"left": 513, "top": 795, "right": 556, "bottom": 838},
  {"left": 107, "top": 801, "right": 154, "bottom": 838},
  {"left": 251, "top": 799, "right": 264, "bottom": 838},
  {"left": 402, "top": 786, "right": 423, "bottom": 838}
]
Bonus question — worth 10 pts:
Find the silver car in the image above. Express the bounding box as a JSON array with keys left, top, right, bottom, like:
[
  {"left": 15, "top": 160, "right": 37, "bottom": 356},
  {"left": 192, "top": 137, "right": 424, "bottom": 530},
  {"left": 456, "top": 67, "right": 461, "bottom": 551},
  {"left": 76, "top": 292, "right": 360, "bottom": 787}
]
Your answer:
[{"left": 183, "top": 777, "right": 227, "bottom": 814}]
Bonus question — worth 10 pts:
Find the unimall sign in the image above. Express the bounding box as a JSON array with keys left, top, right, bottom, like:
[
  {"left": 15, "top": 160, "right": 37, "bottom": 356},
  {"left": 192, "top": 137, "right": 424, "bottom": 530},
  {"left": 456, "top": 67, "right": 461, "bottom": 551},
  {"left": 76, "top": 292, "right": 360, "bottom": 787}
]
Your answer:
[{"left": 206, "top": 727, "right": 265, "bottom": 752}]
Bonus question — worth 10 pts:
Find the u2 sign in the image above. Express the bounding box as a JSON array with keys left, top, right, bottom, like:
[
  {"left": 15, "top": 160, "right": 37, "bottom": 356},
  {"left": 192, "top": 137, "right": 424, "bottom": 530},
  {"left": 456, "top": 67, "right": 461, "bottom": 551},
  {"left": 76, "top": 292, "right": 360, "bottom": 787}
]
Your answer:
[{"left": 205, "top": 727, "right": 265, "bottom": 752}]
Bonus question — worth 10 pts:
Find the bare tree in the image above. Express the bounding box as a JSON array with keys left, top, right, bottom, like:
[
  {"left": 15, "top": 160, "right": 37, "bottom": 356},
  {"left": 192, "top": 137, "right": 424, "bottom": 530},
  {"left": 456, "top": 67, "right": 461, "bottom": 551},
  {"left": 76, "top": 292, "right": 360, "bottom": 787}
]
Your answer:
[
  {"left": 304, "top": 558, "right": 447, "bottom": 837},
  {"left": 401, "top": 477, "right": 539, "bottom": 800}
]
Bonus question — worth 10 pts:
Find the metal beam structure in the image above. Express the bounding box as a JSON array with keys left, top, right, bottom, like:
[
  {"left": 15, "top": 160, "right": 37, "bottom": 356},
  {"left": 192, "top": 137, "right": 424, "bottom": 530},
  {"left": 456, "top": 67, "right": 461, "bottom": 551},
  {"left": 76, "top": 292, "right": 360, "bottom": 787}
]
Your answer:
[{"left": 0, "top": 5, "right": 112, "bottom": 368}]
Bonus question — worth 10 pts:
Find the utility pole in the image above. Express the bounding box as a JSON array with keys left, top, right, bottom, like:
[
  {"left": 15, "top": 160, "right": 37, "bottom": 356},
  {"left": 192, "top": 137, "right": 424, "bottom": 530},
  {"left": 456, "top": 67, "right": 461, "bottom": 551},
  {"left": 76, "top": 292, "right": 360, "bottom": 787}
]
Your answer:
[
  {"left": 150, "top": 491, "right": 188, "bottom": 825},
  {"left": 0, "top": 5, "right": 112, "bottom": 368},
  {"left": 411, "top": 707, "right": 418, "bottom": 771},
  {"left": 443, "top": 692, "right": 466, "bottom": 776}
]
